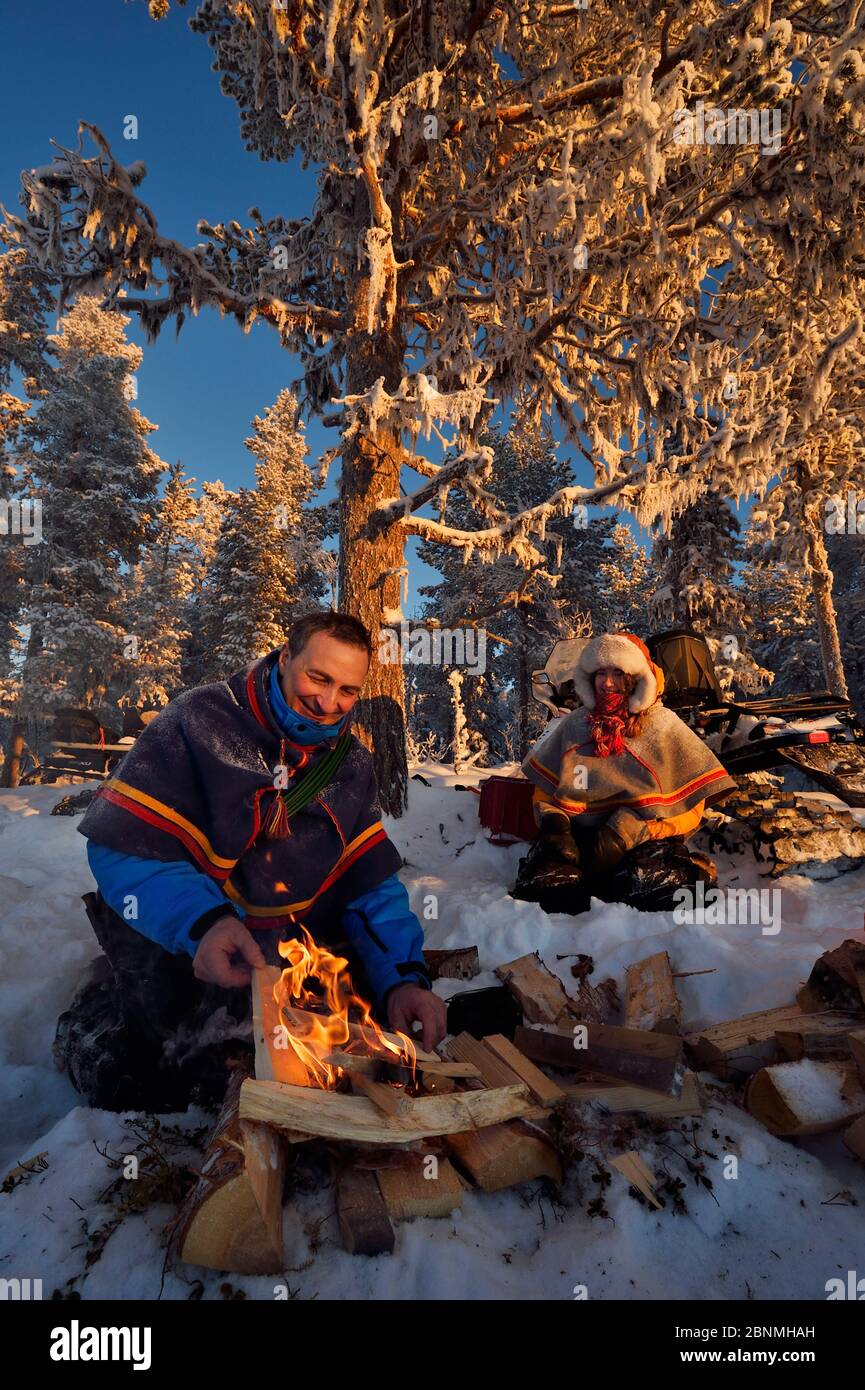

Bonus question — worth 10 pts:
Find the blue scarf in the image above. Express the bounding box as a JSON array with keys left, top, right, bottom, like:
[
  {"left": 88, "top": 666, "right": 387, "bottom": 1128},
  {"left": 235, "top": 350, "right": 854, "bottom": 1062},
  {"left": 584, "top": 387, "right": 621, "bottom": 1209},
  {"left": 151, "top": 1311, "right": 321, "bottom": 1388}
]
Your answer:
[{"left": 268, "top": 662, "right": 344, "bottom": 746}]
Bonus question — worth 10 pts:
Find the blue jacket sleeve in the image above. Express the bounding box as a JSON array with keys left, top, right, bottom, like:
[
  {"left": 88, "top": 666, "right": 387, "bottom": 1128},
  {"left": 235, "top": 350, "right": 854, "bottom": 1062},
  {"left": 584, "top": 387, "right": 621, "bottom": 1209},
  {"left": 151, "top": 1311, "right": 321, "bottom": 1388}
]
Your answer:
[
  {"left": 86, "top": 841, "right": 242, "bottom": 958},
  {"left": 341, "top": 874, "right": 430, "bottom": 1008}
]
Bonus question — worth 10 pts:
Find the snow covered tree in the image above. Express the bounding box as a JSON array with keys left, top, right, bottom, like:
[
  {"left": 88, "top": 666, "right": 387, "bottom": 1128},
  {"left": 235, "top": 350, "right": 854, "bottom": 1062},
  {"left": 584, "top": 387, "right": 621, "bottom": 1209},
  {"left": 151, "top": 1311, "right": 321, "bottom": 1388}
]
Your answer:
[
  {"left": 649, "top": 491, "right": 769, "bottom": 692},
  {"left": 17, "top": 296, "right": 164, "bottom": 716},
  {"left": 598, "top": 522, "right": 653, "bottom": 635},
  {"left": 12, "top": 1, "right": 865, "bottom": 806},
  {"left": 0, "top": 248, "right": 54, "bottom": 689},
  {"left": 122, "top": 460, "right": 200, "bottom": 707},
  {"left": 180, "top": 478, "right": 235, "bottom": 687},
  {"left": 741, "top": 529, "right": 823, "bottom": 696},
  {"left": 414, "top": 419, "right": 611, "bottom": 759},
  {"left": 193, "top": 390, "right": 326, "bottom": 679}
]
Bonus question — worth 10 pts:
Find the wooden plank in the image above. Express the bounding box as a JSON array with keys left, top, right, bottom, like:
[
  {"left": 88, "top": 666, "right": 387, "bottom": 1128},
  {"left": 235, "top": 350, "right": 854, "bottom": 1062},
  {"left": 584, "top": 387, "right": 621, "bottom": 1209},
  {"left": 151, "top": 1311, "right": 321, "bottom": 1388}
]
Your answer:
[
  {"left": 445, "top": 1122, "right": 562, "bottom": 1192},
  {"left": 445, "top": 1032, "right": 526, "bottom": 1089},
  {"left": 610, "top": 1152, "right": 663, "bottom": 1209},
  {"left": 514, "top": 1022, "right": 685, "bottom": 1097},
  {"left": 495, "top": 952, "right": 574, "bottom": 1025},
  {"left": 684, "top": 1003, "right": 810, "bottom": 1078},
  {"left": 560, "top": 1072, "right": 702, "bottom": 1118},
  {"left": 482, "top": 1033, "right": 566, "bottom": 1107},
  {"left": 335, "top": 1169, "right": 395, "bottom": 1256},
  {"left": 171, "top": 1069, "right": 285, "bottom": 1275},
  {"left": 321, "top": 1050, "right": 480, "bottom": 1080},
  {"left": 423, "top": 947, "right": 480, "bottom": 981},
  {"left": 624, "top": 952, "right": 681, "bottom": 1034},
  {"left": 351, "top": 1073, "right": 412, "bottom": 1118},
  {"left": 774, "top": 1012, "right": 863, "bottom": 1062},
  {"left": 377, "top": 1158, "right": 466, "bottom": 1219},
  {"left": 239, "top": 1078, "right": 533, "bottom": 1144},
  {"left": 849, "top": 1028, "right": 865, "bottom": 1085},
  {"left": 744, "top": 1060, "right": 865, "bottom": 1137}
]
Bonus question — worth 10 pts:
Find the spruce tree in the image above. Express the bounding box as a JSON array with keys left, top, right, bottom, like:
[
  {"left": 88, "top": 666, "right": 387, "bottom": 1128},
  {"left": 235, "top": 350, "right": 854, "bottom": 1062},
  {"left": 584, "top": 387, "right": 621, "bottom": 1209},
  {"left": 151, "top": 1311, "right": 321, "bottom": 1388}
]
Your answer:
[{"left": 18, "top": 296, "right": 164, "bottom": 716}]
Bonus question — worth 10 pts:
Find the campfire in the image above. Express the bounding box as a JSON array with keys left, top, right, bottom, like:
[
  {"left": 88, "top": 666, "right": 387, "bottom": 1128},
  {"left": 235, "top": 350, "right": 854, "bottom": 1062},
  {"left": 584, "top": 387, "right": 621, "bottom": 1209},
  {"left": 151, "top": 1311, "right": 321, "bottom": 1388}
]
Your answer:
[{"left": 269, "top": 926, "right": 418, "bottom": 1090}]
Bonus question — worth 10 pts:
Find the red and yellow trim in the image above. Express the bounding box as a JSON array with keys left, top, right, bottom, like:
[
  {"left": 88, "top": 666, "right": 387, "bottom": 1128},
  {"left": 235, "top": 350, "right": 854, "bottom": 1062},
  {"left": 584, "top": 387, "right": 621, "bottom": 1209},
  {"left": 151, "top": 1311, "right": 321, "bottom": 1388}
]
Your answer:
[
  {"left": 548, "top": 766, "right": 729, "bottom": 815},
  {"left": 526, "top": 754, "right": 559, "bottom": 790},
  {"left": 100, "top": 779, "right": 237, "bottom": 879},
  {"left": 224, "top": 819, "right": 388, "bottom": 920}
]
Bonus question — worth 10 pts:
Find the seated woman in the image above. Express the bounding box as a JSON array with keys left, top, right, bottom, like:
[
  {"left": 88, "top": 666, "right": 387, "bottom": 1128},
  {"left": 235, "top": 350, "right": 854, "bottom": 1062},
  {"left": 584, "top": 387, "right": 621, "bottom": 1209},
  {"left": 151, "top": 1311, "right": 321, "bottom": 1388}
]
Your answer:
[{"left": 513, "top": 632, "right": 737, "bottom": 915}]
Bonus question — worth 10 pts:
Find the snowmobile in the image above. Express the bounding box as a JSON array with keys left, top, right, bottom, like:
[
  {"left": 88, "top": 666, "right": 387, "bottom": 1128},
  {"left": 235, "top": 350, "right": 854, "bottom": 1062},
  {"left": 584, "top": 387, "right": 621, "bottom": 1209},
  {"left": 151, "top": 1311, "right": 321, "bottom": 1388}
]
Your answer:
[
  {"left": 531, "top": 629, "right": 865, "bottom": 808},
  {"left": 19, "top": 706, "right": 155, "bottom": 786}
]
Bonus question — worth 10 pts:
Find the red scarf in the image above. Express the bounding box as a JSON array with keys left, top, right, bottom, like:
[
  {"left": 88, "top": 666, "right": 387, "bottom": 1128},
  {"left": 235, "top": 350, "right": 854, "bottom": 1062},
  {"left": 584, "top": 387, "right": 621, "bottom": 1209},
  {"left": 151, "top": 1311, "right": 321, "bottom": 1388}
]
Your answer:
[{"left": 587, "top": 690, "right": 628, "bottom": 758}]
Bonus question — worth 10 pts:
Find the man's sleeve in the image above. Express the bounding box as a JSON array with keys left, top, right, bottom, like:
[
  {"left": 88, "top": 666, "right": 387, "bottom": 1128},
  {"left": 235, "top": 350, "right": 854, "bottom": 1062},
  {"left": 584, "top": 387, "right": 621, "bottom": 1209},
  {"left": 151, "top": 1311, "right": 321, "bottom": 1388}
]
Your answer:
[
  {"left": 340, "top": 874, "right": 430, "bottom": 1009},
  {"left": 86, "top": 842, "right": 242, "bottom": 958}
]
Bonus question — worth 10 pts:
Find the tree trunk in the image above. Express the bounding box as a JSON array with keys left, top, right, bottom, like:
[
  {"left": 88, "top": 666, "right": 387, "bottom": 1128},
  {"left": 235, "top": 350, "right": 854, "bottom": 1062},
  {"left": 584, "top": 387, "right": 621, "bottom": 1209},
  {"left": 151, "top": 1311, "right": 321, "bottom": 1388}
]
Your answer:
[
  {"left": 799, "top": 472, "right": 850, "bottom": 699},
  {"left": 338, "top": 278, "right": 408, "bottom": 816},
  {"left": 2, "top": 721, "right": 27, "bottom": 788}
]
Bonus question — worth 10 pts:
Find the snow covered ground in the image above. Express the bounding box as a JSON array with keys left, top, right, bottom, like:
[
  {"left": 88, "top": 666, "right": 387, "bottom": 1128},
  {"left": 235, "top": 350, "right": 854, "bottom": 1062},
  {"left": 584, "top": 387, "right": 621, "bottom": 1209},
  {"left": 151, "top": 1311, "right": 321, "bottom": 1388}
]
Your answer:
[{"left": 1, "top": 769, "right": 864, "bottom": 1301}]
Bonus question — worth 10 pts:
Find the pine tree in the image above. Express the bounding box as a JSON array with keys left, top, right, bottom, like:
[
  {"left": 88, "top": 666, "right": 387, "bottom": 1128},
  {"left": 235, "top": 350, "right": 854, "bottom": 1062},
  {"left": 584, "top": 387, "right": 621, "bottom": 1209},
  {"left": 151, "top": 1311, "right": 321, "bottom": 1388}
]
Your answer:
[
  {"left": 123, "top": 460, "right": 199, "bottom": 707},
  {"left": 741, "top": 537, "right": 824, "bottom": 697},
  {"left": 181, "top": 479, "right": 235, "bottom": 687},
  {"left": 827, "top": 531, "right": 865, "bottom": 719},
  {"left": 196, "top": 390, "right": 326, "bottom": 680},
  {"left": 649, "top": 492, "right": 769, "bottom": 693},
  {"left": 18, "top": 296, "right": 164, "bottom": 717},
  {"left": 0, "top": 249, "right": 54, "bottom": 690},
  {"left": 414, "top": 421, "right": 613, "bottom": 761},
  {"left": 598, "top": 522, "right": 653, "bottom": 635}
]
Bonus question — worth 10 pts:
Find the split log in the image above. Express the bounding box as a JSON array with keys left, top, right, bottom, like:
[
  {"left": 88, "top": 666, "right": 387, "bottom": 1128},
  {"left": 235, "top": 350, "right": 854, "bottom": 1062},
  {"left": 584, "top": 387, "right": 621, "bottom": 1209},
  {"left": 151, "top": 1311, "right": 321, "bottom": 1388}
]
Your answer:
[
  {"left": 514, "top": 1022, "right": 685, "bottom": 1097},
  {"left": 495, "top": 952, "right": 573, "bottom": 1025},
  {"left": 774, "top": 1012, "right": 864, "bottom": 1062},
  {"left": 239, "top": 1078, "right": 533, "bottom": 1144},
  {"left": 445, "top": 1122, "right": 562, "bottom": 1192},
  {"left": 423, "top": 947, "right": 480, "bottom": 981},
  {"left": 445, "top": 1031, "right": 526, "bottom": 1089},
  {"left": 684, "top": 1003, "right": 810, "bottom": 1078},
  {"left": 744, "top": 1059, "right": 865, "bottom": 1137},
  {"left": 561, "top": 1073, "right": 702, "bottom": 1117},
  {"left": 843, "top": 1114, "right": 865, "bottom": 1161},
  {"left": 170, "top": 1068, "right": 285, "bottom": 1275},
  {"left": 797, "top": 940, "right": 865, "bottom": 1015},
  {"left": 376, "top": 1158, "right": 466, "bottom": 1219},
  {"left": 321, "top": 1050, "right": 479, "bottom": 1080},
  {"left": 568, "top": 975, "right": 619, "bottom": 1025},
  {"left": 252, "top": 965, "right": 309, "bottom": 1085},
  {"left": 481, "top": 1033, "right": 566, "bottom": 1107},
  {"left": 610, "top": 1152, "right": 662, "bottom": 1209},
  {"left": 624, "top": 952, "right": 681, "bottom": 1034},
  {"left": 335, "top": 1169, "right": 394, "bottom": 1256},
  {"left": 351, "top": 1073, "right": 412, "bottom": 1119}
]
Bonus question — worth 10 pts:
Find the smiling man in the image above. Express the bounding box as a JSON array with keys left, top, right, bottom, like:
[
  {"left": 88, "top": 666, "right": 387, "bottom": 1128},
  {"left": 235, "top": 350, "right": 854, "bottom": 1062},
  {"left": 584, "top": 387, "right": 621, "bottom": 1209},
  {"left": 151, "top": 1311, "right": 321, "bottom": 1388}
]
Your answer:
[{"left": 59, "top": 612, "right": 446, "bottom": 1111}]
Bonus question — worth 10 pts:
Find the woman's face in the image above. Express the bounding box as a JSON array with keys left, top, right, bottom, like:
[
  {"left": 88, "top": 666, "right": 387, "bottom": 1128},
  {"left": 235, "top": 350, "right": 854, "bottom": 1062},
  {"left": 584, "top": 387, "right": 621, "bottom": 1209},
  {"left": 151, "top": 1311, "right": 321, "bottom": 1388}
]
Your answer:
[{"left": 594, "top": 666, "right": 628, "bottom": 697}]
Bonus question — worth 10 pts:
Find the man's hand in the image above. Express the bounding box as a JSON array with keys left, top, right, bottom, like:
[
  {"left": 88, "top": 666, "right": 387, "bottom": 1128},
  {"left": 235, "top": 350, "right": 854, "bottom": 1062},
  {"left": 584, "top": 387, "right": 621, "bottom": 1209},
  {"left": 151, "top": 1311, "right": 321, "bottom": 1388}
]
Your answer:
[
  {"left": 538, "top": 810, "right": 580, "bottom": 865},
  {"left": 193, "top": 916, "right": 267, "bottom": 988},
  {"left": 387, "top": 983, "right": 447, "bottom": 1052}
]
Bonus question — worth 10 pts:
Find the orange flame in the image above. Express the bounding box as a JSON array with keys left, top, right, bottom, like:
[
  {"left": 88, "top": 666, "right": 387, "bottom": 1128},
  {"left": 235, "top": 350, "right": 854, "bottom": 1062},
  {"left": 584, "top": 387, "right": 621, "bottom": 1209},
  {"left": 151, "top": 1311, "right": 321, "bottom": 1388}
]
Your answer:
[{"left": 272, "top": 925, "right": 417, "bottom": 1088}]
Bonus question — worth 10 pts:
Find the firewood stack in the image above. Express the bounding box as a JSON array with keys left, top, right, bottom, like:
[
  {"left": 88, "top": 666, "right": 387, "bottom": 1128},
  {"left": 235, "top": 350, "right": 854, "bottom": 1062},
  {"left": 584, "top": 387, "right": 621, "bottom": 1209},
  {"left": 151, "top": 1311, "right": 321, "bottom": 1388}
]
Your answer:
[{"left": 169, "top": 949, "right": 708, "bottom": 1273}]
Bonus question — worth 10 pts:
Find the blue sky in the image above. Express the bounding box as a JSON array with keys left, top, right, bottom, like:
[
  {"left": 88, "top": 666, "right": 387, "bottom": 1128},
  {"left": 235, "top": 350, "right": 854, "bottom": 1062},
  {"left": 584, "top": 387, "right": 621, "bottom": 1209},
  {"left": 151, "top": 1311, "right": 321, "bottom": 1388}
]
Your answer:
[{"left": 1, "top": 0, "right": 649, "bottom": 614}]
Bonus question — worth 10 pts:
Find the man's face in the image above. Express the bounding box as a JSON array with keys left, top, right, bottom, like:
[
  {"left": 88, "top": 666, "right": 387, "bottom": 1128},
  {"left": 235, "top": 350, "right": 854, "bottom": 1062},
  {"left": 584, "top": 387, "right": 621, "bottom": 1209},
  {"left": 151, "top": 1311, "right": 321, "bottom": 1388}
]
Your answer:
[{"left": 277, "top": 632, "right": 369, "bottom": 725}]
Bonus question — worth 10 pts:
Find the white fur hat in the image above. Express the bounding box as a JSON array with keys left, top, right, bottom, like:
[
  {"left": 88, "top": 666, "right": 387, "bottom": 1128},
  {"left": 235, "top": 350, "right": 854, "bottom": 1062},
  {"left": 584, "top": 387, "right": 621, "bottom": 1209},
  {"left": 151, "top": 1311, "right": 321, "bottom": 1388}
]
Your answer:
[{"left": 573, "top": 632, "right": 658, "bottom": 713}]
